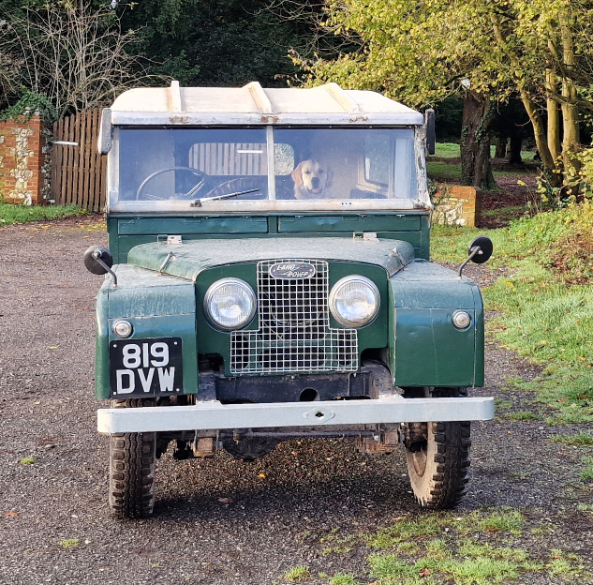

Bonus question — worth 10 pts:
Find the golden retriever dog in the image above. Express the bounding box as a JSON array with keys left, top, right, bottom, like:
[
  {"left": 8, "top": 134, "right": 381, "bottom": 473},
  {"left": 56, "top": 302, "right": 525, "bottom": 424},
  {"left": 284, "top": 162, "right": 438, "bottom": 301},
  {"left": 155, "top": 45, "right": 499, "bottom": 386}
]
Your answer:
[{"left": 291, "top": 159, "right": 333, "bottom": 199}]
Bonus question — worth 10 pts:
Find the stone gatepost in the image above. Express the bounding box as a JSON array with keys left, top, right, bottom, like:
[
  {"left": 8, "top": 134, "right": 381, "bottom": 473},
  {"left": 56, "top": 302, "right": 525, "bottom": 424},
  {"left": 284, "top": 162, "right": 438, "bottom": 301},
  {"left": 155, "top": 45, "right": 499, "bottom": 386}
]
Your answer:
[
  {"left": 431, "top": 185, "right": 482, "bottom": 227},
  {"left": 0, "top": 115, "right": 47, "bottom": 206}
]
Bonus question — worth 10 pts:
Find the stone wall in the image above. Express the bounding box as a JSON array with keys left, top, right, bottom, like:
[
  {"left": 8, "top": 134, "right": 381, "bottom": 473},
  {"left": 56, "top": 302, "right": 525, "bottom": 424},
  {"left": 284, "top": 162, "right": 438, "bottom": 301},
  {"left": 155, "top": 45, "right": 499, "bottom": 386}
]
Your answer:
[
  {"left": 431, "top": 184, "right": 481, "bottom": 227},
  {"left": 0, "top": 115, "right": 48, "bottom": 206}
]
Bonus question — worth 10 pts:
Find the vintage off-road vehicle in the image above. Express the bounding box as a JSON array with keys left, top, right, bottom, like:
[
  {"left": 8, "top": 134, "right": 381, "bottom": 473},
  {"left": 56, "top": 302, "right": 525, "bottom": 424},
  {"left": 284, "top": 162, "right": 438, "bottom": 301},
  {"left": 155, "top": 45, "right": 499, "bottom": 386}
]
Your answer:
[{"left": 86, "top": 81, "right": 494, "bottom": 518}]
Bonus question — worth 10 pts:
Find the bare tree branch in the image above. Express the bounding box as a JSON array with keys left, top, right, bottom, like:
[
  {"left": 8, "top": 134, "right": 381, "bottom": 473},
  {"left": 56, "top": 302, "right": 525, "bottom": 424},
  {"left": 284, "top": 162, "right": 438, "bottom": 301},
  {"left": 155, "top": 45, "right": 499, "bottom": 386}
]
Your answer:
[{"left": 0, "top": 2, "right": 151, "bottom": 117}]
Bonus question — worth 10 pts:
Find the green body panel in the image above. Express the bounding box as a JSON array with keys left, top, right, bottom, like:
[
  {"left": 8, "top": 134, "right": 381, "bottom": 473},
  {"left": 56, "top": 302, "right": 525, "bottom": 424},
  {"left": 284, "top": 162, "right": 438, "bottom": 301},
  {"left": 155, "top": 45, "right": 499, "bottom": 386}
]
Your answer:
[
  {"left": 389, "top": 260, "right": 484, "bottom": 387},
  {"left": 95, "top": 265, "right": 198, "bottom": 399},
  {"left": 195, "top": 262, "right": 389, "bottom": 378},
  {"left": 107, "top": 213, "right": 430, "bottom": 263},
  {"left": 127, "top": 237, "right": 414, "bottom": 281},
  {"left": 96, "top": 215, "right": 485, "bottom": 397}
]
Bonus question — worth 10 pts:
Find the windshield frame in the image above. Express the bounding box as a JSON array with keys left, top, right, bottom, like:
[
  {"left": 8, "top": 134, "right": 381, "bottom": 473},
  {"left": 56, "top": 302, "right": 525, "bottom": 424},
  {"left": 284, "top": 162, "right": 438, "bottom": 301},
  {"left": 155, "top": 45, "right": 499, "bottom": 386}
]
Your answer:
[{"left": 107, "top": 125, "right": 430, "bottom": 214}]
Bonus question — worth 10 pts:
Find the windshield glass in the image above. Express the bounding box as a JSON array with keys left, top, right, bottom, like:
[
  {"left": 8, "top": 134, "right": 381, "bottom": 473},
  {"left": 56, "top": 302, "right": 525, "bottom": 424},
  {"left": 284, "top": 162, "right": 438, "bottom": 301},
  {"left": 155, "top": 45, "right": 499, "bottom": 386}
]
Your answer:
[{"left": 116, "top": 127, "right": 418, "bottom": 204}]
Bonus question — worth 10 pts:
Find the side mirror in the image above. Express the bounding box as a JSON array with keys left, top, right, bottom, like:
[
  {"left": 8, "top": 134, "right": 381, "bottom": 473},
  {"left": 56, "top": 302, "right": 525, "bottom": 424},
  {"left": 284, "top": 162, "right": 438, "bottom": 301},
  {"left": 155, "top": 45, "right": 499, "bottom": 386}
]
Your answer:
[
  {"left": 468, "top": 236, "right": 493, "bottom": 264},
  {"left": 424, "top": 109, "right": 436, "bottom": 155},
  {"left": 458, "top": 236, "right": 493, "bottom": 277},
  {"left": 84, "top": 245, "right": 117, "bottom": 286}
]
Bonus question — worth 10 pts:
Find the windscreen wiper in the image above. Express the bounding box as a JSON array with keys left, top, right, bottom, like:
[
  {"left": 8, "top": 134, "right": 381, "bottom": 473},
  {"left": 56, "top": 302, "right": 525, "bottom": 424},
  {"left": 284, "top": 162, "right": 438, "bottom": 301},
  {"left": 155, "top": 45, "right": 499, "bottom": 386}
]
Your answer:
[{"left": 191, "top": 188, "right": 259, "bottom": 207}]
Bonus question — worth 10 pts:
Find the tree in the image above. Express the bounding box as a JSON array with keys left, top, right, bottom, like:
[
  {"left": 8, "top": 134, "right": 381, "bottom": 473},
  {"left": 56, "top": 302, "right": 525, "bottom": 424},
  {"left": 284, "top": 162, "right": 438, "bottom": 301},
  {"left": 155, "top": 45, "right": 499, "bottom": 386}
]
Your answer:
[
  {"left": 117, "top": 0, "right": 306, "bottom": 87},
  {"left": 0, "top": 1, "right": 145, "bottom": 116},
  {"left": 292, "top": 0, "right": 593, "bottom": 190},
  {"left": 290, "top": 0, "right": 503, "bottom": 189}
]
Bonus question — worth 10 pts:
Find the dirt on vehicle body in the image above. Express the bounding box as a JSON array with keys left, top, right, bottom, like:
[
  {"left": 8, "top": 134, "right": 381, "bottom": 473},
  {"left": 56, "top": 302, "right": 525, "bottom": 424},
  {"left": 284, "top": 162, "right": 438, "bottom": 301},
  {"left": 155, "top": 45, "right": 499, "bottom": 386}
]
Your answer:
[{"left": 85, "top": 82, "right": 494, "bottom": 518}]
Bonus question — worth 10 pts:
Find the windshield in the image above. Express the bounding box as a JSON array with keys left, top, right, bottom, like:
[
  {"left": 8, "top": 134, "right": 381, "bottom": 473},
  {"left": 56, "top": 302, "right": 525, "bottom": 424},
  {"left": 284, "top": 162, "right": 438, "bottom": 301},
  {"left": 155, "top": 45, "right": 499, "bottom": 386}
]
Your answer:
[{"left": 115, "top": 127, "right": 419, "bottom": 207}]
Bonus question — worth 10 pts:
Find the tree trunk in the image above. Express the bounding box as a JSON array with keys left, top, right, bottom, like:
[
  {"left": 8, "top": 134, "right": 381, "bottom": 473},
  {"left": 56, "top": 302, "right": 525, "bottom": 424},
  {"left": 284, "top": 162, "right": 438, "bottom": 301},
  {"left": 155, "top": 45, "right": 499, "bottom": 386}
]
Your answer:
[
  {"left": 494, "top": 137, "right": 507, "bottom": 159},
  {"left": 491, "top": 13, "right": 556, "bottom": 179},
  {"left": 460, "top": 92, "right": 496, "bottom": 190},
  {"left": 546, "top": 68, "right": 561, "bottom": 164},
  {"left": 560, "top": 20, "right": 580, "bottom": 179},
  {"left": 519, "top": 88, "right": 559, "bottom": 185},
  {"left": 508, "top": 134, "right": 523, "bottom": 165}
]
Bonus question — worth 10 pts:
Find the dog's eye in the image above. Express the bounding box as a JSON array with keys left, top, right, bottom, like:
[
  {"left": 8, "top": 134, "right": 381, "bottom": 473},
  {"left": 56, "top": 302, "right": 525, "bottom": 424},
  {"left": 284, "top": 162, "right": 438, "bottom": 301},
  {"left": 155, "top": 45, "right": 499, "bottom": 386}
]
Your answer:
[
  {"left": 304, "top": 171, "right": 311, "bottom": 175},
  {"left": 319, "top": 170, "right": 325, "bottom": 174}
]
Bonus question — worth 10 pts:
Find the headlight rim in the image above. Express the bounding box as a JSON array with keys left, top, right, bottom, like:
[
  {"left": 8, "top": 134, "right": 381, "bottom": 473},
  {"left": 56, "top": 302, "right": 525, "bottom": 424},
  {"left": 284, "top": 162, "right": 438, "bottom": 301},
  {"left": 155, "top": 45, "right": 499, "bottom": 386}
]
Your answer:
[
  {"left": 203, "top": 277, "right": 257, "bottom": 332},
  {"left": 329, "top": 275, "right": 381, "bottom": 328}
]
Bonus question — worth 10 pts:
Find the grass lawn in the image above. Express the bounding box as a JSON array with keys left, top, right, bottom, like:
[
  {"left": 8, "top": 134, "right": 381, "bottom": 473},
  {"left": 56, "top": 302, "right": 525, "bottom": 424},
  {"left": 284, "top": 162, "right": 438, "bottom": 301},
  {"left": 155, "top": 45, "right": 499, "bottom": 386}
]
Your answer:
[
  {"left": 288, "top": 510, "right": 589, "bottom": 584},
  {"left": 428, "top": 142, "right": 538, "bottom": 182},
  {"left": 431, "top": 202, "right": 593, "bottom": 425},
  {"left": 0, "top": 201, "right": 85, "bottom": 224}
]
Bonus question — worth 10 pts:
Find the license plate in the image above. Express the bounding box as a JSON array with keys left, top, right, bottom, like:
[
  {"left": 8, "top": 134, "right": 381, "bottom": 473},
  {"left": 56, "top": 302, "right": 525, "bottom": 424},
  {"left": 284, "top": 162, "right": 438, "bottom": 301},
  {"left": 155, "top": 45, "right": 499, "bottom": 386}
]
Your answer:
[{"left": 110, "top": 338, "right": 183, "bottom": 398}]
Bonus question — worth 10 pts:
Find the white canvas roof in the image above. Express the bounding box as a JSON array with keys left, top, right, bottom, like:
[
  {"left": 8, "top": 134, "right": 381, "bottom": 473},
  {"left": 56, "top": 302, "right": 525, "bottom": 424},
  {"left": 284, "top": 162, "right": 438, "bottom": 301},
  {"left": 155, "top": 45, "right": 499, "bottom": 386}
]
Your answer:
[{"left": 109, "top": 81, "right": 424, "bottom": 126}]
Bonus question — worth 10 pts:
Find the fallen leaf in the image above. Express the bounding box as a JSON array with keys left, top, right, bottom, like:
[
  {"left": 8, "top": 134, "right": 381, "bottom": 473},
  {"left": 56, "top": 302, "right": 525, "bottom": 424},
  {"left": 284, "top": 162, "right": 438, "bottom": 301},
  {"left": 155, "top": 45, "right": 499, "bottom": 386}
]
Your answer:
[
  {"left": 3, "top": 512, "right": 18, "bottom": 517},
  {"left": 258, "top": 473, "right": 266, "bottom": 479},
  {"left": 218, "top": 497, "right": 233, "bottom": 505},
  {"left": 419, "top": 568, "right": 431, "bottom": 577}
]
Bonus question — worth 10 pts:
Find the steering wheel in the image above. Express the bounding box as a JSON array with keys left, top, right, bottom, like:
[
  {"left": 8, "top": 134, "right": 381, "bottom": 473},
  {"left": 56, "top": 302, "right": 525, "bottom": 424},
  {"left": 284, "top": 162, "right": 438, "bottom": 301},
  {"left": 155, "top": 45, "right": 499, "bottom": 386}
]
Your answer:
[{"left": 136, "top": 167, "right": 209, "bottom": 200}]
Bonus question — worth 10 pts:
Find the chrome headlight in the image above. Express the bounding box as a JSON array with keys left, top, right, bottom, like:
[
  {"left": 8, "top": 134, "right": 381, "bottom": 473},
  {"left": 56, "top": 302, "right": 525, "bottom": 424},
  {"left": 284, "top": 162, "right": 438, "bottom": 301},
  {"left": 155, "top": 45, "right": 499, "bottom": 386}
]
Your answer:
[
  {"left": 329, "top": 275, "right": 380, "bottom": 328},
  {"left": 204, "top": 278, "right": 256, "bottom": 331}
]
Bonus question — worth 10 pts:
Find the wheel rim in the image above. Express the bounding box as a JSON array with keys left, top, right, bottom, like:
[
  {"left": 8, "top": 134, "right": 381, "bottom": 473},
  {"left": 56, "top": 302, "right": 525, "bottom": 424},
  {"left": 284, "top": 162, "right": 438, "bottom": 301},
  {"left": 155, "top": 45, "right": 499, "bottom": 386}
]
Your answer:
[{"left": 410, "top": 445, "right": 428, "bottom": 477}]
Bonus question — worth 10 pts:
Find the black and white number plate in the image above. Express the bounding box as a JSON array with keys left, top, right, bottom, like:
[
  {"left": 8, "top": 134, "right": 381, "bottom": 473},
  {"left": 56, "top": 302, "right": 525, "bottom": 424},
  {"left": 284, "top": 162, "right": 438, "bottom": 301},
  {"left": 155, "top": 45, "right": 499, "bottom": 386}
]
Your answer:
[{"left": 110, "top": 338, "right": 183, "bottom": 398}]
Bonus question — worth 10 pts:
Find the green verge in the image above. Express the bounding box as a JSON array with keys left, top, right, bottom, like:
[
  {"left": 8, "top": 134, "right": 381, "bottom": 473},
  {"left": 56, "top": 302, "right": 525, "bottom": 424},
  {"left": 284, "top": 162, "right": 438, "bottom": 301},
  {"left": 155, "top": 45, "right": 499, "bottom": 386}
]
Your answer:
[
  {"left": 0, "top": 202, "right": 85, "bottom": 224},
  {"left": 312, "top": 510, "right": 588, "bottom": 585},
  {"left": 427, "top": 142, "right": 538, "bottom": 182},
  {"left": 431, "top": 201, "right": 593, "bottom": 425}
]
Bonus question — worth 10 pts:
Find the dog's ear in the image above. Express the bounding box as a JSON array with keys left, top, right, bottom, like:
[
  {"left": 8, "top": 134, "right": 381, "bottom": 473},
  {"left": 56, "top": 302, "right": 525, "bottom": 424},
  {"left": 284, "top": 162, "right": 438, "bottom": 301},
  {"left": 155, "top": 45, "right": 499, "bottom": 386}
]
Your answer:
[
  {"left": 291, "top": 162, "right": 304, "bottom": 187},
  {"left": 325, "top": 167, "right": 334, "bottom": 189}
]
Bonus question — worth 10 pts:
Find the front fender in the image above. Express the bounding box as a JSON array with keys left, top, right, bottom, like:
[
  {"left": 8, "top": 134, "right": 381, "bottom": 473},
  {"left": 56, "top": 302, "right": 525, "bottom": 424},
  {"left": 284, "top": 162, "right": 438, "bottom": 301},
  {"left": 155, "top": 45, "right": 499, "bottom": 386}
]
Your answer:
[
  {"left": 389, "top": 260, "right": 484, "bottom": 388},
  {"left": 95, "top": 265, "right": 198, "bottom": 399}
]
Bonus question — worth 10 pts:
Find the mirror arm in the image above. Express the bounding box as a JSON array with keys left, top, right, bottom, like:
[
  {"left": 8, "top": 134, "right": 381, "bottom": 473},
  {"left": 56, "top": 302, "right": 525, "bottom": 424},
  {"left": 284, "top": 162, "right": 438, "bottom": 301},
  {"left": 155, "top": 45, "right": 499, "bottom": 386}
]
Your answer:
[
  {"left": 457, "top": 246, "right": 481, "bottom": 278},
  {"left": 93, "top": 250, "right": 118, "bottom": 286}
]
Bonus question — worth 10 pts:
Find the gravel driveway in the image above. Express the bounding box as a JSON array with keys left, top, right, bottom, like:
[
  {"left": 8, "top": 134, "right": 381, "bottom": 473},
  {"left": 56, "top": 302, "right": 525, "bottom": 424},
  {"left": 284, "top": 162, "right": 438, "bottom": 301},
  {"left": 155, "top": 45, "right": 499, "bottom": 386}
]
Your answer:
[{"left": 1, "top": 220, "right": 591, "bottom": 585}]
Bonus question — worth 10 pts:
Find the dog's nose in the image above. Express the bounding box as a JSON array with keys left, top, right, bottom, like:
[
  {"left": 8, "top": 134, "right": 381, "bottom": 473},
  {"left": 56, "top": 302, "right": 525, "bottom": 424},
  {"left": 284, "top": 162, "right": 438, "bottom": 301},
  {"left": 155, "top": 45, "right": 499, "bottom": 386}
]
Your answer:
[{"left": 311, "top": 177, "right": 320, "bottom": 188}]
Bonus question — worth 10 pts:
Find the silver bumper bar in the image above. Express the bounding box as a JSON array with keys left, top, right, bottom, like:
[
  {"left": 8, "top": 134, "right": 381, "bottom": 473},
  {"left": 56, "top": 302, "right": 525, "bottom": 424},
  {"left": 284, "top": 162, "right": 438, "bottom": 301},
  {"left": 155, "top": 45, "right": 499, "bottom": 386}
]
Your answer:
[{"left": 97, "top": 396, "right": 494, "bottom": 434}]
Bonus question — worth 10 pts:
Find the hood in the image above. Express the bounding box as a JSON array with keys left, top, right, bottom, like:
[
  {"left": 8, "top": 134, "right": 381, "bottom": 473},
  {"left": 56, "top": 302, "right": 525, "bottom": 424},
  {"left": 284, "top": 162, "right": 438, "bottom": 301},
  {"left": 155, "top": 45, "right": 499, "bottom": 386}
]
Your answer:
[{"left": 126, "top": 237, "right": 415, "bottom": 281}]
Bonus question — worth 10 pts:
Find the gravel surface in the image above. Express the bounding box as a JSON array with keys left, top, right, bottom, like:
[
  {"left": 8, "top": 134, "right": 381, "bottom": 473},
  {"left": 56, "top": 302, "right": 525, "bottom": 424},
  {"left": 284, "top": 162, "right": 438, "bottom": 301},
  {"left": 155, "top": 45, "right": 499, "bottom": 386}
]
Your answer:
[{"left": 1, "top": 220, "right": 592, "bottom": 585}]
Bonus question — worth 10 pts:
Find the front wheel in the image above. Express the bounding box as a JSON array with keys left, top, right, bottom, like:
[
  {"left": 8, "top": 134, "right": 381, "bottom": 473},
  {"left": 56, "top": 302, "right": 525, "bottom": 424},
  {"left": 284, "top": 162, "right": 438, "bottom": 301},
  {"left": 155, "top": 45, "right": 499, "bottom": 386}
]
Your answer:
[
  {"left": 402, "top": 388, "right": 471, "bottom": 509},
  {"left": 109, "top": 399, "right": 156, "bottom": 519}
]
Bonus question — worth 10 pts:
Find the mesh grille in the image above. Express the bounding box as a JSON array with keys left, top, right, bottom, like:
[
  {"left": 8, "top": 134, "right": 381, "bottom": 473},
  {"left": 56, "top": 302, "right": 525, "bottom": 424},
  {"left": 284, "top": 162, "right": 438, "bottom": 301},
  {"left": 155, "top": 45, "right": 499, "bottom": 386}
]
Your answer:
[{"left": 230, "top": 260, "right": 358, "bottom": 375}]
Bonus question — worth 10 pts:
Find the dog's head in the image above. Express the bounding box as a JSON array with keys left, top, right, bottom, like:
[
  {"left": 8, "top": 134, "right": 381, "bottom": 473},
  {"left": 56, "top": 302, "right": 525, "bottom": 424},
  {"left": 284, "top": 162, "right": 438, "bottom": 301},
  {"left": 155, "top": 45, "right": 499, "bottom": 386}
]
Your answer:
[{"left": 291, "top": 159, "right": 333, "bottom": 199}]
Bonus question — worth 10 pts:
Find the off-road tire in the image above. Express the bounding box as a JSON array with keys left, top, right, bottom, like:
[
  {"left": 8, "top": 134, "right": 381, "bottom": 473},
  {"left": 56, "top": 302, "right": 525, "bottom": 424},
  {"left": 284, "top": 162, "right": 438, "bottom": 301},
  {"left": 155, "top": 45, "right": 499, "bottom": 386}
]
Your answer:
[
  {"left": 109, "top": 399, "right": 156, "bottom": 519},
  {"left": 403, "top": 388, "right": 471, "bottom": 509}
]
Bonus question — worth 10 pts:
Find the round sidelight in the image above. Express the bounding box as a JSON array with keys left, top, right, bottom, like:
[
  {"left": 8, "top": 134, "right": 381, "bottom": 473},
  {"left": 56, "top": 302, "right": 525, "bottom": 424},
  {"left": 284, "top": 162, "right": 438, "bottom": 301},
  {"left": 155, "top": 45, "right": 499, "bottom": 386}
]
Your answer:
[
  {"left": 204, "top": 278, "right": 256, "bottom": 331},
  {"left": 329, "top": 275, "right": 380, "bottom": 328},
  {"left": 113, "top": 319, "right": 133, "bottom": 338},
  {"left": 452, "top": 311, "right": 472, "bottom": 330}
]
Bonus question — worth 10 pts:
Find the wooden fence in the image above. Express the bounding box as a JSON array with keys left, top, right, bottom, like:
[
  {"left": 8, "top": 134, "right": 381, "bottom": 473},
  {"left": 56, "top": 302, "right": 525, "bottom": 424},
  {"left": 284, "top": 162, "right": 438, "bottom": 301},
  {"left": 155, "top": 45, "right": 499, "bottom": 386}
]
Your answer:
[{"left": 50, "top": 109, "right": 106, "bottom": 212}]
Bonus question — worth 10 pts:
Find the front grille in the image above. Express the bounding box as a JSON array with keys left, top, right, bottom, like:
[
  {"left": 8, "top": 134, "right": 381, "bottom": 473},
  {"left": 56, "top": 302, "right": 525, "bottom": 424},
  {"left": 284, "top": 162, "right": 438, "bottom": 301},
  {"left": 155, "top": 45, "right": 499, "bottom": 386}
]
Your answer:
[{"left": 230, "top": 260, "right": 358, "bottom": 375}]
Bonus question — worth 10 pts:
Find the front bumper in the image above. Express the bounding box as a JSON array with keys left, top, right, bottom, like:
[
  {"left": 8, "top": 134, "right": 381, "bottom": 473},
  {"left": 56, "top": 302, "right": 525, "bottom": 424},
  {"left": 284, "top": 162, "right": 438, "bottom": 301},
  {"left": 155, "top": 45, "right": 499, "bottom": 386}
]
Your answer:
[{"left": 97, "top": 395, "right": 494, "bottom": 434}]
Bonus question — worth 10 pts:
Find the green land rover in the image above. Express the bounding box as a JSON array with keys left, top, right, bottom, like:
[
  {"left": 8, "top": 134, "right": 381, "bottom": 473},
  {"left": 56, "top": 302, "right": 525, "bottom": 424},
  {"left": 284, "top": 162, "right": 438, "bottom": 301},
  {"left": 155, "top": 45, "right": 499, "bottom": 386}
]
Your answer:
[{"left": 85, "top": 81, "right": 494, "bottom": 518}]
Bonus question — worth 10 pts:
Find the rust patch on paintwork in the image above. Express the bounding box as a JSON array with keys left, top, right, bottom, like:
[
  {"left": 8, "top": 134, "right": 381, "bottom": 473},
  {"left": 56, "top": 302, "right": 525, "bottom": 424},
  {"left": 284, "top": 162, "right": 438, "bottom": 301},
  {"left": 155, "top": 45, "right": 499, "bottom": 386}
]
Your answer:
[
  {"left": 169, "top": 116, "right": 191, "bottom": 124},
  {"left": 260, "top": 115, "right": 280, "bottom": 124}
]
